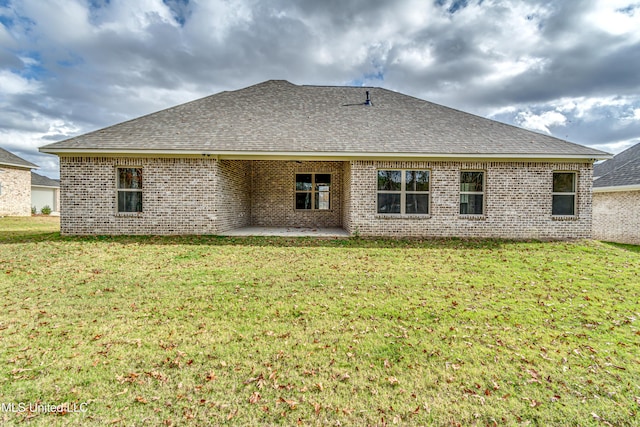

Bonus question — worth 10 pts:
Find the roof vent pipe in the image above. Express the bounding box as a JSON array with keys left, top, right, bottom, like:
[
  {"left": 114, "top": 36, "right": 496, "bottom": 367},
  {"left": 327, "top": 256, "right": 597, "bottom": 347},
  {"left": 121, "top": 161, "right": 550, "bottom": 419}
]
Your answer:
[{"left": 364, "top": 91, "right": 372, "bottom": 106}]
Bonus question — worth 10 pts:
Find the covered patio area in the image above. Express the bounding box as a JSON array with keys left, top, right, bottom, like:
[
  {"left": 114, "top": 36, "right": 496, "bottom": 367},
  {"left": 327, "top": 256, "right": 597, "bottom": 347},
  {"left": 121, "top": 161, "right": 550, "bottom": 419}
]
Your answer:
[
  {"left": 219, "top": 226, "right": 349, "bottom": 237},
  {"left": 216, "top": 159, "right": 351, "bottom": 235}
]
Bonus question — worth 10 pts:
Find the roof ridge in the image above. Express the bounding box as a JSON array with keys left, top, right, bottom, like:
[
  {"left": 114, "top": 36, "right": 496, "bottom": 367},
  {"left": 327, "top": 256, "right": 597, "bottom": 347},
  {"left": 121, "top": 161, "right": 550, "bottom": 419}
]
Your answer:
[{"left": 302, "top": 83, "right": 377, "bottom": 89}]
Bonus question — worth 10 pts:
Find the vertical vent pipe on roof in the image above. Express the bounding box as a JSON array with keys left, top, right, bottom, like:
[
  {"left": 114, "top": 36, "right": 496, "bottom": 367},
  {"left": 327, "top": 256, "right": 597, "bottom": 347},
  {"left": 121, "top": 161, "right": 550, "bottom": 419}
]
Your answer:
[{"left": 364, "top": 91, "right": 372, "bottom": 106}]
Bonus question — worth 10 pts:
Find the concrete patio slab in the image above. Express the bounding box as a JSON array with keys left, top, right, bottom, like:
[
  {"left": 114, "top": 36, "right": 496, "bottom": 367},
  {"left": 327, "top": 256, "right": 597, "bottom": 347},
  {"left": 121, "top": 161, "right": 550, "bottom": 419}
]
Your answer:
[{"left": 219, "top": 226, "right": 350, "bottom": 237}]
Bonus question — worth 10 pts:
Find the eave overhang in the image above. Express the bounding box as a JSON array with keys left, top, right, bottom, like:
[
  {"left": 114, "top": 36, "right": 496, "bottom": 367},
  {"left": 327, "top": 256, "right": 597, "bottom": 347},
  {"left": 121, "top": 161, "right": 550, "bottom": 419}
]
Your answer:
[
  {"left": 31, "top": 185, "right": 60, "bottom": 189},
  {"left": 0, "top": 162, "right": 38, "bottom": 170},
  {"left": 38, "top": 148, "right": 612, "bottom": 163},
  {"left": 593, "top": 184, "right": 640, "bottom": 193}
]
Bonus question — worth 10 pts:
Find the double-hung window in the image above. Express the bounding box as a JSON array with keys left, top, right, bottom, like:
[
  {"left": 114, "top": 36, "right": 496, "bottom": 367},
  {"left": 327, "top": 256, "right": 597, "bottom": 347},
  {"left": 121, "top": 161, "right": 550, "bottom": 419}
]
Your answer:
[
  {"left": 460, "top": 171, "right": 484, "bottom": 215},
  {"left": 377, "top": 170, "right": 430, "bottom": 214},
  {"left": 117, "top": 168, "right": 143, "bottom": 213},
  {"left": 552, "top": 172, "right": 576, "bottom": 216},
  {"left": 295, "top": 173, "right": 331, "bottom": 210}
]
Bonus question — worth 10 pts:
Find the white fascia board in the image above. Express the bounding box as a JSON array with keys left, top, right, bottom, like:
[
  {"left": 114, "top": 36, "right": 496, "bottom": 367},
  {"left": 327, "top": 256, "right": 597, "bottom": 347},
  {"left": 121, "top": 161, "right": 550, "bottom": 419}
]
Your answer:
[
  {"left": 593, "top": 184, "right": 640, "bottom": 193},
  {"left": 0, "top": 162, "right": 38, "bottom": 169},
  {"left": 38, "top": 148, "right": 610, "bottom": 162}
]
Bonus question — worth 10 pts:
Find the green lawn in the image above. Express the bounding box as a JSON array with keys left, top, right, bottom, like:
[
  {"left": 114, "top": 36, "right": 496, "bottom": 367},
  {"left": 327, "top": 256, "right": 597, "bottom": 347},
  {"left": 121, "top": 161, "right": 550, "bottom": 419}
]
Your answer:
[{"left": 0, "top": 217, "right": 638, "bottom": 426}]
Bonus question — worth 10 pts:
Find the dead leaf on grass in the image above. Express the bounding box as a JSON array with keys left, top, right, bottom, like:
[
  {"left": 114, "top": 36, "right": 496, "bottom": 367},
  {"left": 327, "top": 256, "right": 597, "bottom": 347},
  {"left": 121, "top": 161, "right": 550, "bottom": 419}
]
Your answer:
[
  {"left": 249, "top": 392, "right": 261, "bottom": 404},
  {"left": 227, "top": 409, "right": 237, "bottom": 420},
  {"left": 278, "top": 397, "right": 297, "bottom": 410}
]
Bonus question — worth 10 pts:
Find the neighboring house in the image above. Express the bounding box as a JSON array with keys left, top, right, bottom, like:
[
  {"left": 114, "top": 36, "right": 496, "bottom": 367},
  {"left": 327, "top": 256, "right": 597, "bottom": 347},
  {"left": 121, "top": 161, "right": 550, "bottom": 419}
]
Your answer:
[
  {"left": 592, "top": 143, "right": 640, "bottom": 245},
  {"left": 0, "top": 147, "right": 37, "bottom": 216},
  {"left": 31, "top": 172, "right": 60, "bottom": 214},
  {"left": 40, "top": 80, "right": 609, "bottom": 238}
]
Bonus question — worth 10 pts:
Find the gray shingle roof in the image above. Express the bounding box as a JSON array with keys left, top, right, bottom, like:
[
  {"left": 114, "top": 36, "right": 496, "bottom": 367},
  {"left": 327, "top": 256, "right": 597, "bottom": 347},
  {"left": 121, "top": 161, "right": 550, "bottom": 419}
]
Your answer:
[
  {"left": 593, "top": 143, "right": 640, "bottom": 188},
  {"left": 40, "top": 80, "right": 609, "bottom": 159},
  {"left": 31, "top": 172, "right": 60, "bottom": 188},
  {"left": 0, "top": 147, "right": 37, "bottom": 169}
]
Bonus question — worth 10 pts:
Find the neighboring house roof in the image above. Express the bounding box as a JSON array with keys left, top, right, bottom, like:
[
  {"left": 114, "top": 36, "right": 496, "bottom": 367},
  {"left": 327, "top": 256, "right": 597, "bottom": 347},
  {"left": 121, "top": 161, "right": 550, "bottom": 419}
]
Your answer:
[
  {"left": 0, "top": 147, "right": 38, "bottom": 169},
  {"left": 40, "top": 80, "right": 609, "bottom": 161},
  {"left": 31, "top": 172, "right": 60, "bottom": 188},
  {"left": 593, "top": 142, "right": 640, "bottom": 191}
]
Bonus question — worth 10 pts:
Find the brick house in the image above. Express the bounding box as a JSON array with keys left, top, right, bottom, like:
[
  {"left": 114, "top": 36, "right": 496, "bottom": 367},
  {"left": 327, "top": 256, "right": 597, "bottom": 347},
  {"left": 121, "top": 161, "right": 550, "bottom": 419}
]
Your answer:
[
  {"left": 592, "top": 143, "right": 640, "bottom": 245},
  {"left": 0, "top": 147, "right": 37, "bottom": 217},
  {"left": 40, "top": 80, "right": 609, "bottom": 238}
]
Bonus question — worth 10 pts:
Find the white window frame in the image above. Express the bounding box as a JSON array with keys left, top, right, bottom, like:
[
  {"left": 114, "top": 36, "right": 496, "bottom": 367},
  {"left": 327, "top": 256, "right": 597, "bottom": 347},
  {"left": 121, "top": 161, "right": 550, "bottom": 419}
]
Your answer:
[
  {"left": 552, "top": 171, "right": 577, "bottom": 216},
  {"left": 295, "top": 172, "right": 331, "bottom": 211},
  {"left": 116, "top": 167, "right": 143, "bottom": 213},
  {"left": 377, "top": 169, "right": 430, "bottom": 215},
  {"left": 459, "top": 170, "right": 485, "bottom": 215}
]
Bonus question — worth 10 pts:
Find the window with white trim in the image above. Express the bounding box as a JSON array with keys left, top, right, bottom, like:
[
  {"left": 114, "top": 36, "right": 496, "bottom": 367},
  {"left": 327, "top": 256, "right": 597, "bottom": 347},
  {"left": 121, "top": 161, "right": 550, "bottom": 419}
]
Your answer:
[
  {"left": 295, "top": 173, "right": 331, "bottom": 210},
  {"left": 460, "top": 171, "right": 484, "bottom": 215},
  {"left": 552, "top": 172, "right": 576, "bottom": 216},
  {"left": 377, "top": 170, "right": 430, "bottom": 214},
  {"left": 117, "top": 168, "right": 143, "bottom": 213}
]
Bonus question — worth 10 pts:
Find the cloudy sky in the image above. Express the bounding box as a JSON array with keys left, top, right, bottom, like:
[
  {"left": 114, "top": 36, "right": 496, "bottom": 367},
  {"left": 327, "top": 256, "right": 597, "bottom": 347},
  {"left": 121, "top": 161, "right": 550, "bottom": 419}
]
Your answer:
[{"left": 1, "top": 0, "right": 639, "bottom": 178}]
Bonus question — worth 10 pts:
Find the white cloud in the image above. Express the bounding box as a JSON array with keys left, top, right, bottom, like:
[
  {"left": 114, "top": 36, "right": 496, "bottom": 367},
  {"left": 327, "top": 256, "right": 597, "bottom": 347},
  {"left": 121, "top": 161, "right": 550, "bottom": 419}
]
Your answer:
[
  {"left": 584, "top": 1, "right": 640, "bottom": 38},
  {"left": 19, "top": 0, "right": 93, "bottom": 44},
  {"left": 0, "top": 70, "right": 41, "bottom": 95},
  {"left": 591, "top": 139, "right": 639, "bottom": 156},
  {"left": 516, "top": 110, "right": 567, "bottom": 134},
  {"left": 95, "top": 0, "right": 181, "bottom": 33}
]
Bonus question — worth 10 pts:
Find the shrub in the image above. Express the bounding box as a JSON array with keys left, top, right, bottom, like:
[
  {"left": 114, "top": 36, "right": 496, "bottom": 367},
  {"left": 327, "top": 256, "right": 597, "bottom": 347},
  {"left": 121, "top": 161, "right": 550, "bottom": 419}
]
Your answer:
[
  {"left": 31, "top": 206, "right": 36, "bottom": 215},
  {"left": 40, "top": 205, "right": 52, "bottom": 215}
]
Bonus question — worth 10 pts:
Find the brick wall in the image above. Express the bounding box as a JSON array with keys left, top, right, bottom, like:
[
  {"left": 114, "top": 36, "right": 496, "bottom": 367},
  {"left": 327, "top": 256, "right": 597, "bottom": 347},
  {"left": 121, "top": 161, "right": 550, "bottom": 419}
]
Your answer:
[
  {"left": 59, "top": 157, "right": 594, "bottom": 239},
  {"left": 342, "top": 161, "right": 352, "bottom": 232},
  {"left": 59, "top": 157, "right": 226, "bottom": 235},
  {"left": 0, "top": 166, "right": 31, "bottom": 216},
  {"left": 592, "top": 190, "right": 640, "bottom": 245},
  {"left": 250, "top": 160, "right": 343, "bottom": 228},
  {"left": 345, "top": 160, "right": 593, "bottom": 239},
  {"left": 216, "top": 160, "right": 251, "bottom": 232}
]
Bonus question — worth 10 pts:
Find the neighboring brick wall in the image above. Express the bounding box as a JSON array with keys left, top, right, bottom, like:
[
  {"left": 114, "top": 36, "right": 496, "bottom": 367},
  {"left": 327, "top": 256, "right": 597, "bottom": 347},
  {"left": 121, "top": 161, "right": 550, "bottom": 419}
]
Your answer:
[
  {"left": 59, "top": 157, "right": 221, "bottom": 235},
  {"left": 592, "top": 190, "right": 640, "bottom": 245},
  {"left": 250, "top": 160, "right": 343, "bottom": 227},
  {"left": 346, "top": 160, "right": 593, "bottom": 239},
  {"left": 0, "top": 166, "right": 31, "bottom": 216}
]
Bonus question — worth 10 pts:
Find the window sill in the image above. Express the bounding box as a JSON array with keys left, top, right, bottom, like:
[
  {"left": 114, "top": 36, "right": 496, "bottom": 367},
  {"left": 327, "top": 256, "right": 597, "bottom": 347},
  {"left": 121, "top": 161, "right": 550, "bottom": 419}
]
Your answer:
[
  {"left": 116, "top": 212, "right": 144, "bottom": 217},
  {"left": 294, "top": 209, "right": 335, "bottom": 213},
  {"left": 551, "top": 215, "right": 578, "bottom": 221},
  {"left": 459, "top": 214, "right": 486, "bottom": 220},
  {"left": 376, "top": 214, "right": 431, "bottom": 220}
]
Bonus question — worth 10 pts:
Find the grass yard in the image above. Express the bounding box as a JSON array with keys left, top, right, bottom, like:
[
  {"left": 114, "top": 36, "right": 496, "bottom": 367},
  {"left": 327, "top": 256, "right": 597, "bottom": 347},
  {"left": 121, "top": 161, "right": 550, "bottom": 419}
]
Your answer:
[{"left": 0, "top": 217, "right": 639, "bottom": 426}]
